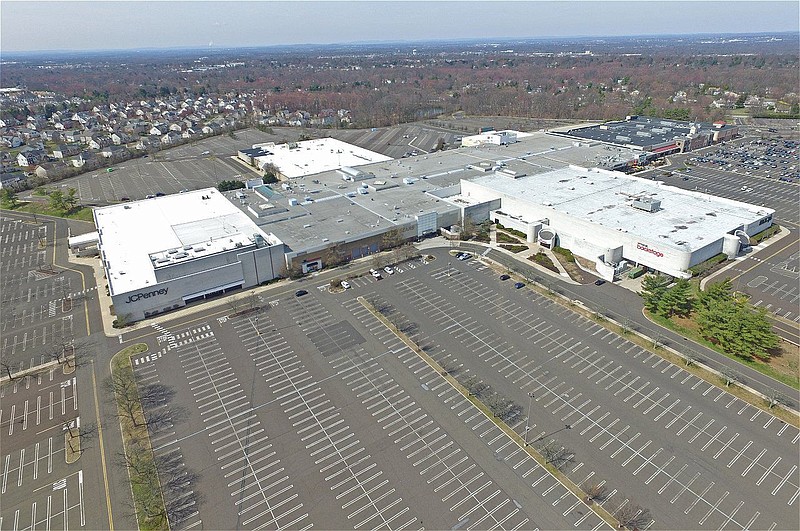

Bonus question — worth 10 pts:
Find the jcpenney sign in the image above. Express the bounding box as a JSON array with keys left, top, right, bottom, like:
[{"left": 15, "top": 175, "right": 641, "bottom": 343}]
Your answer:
[
  {"left": 636, "top": 243, "right": 664, "bottom": 258},
  {"left": 125, "top": 288, "right": 168, "bottom": 304}
]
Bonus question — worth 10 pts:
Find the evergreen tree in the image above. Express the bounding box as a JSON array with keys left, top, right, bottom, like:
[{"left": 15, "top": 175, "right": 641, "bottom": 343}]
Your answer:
[
  {"left": 0, "top": 189, "right": 18, "bottom": 208},
  {"left": 697, "top": 298, "right": 778, "bottom": 360},
  {"left": 63, "top": 188, "right": 78, "bottom": 210},
  {"left": 697, "top": 278, "right": 734, "bottom": 312},
  {"left": 48, "top": 190, "right": 66, "bottom": 211},
  {"left": 657, "top": 278, "right": 694, "bottom": 317},
  {"left": 639, "top": 274, "right": 672, "bottom": 314}
]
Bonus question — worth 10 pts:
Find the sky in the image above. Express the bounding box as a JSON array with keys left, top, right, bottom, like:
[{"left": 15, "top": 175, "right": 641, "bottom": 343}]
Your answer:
[{"left": 1, "top": 1, "right": 799, "bottom": 53}]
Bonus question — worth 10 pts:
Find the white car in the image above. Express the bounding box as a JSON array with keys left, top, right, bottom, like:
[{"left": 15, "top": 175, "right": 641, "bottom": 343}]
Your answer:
[
  {"left": 340, "top": 280, "right": 351, "bottom": 289},
  {"left": 371, "top": 270, "right": 382, "bottom": 279},
  {"left": 383, "top": 266, "right": 394, "bottom": 275}
]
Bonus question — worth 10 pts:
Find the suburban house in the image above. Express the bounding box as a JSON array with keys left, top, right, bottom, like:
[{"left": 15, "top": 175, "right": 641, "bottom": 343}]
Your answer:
[
  {"left": 17, "top": 149, "right": 47, "bottom": 167},
  {"left": 52, "top": 144, "right": 81, "bottom": 159}
]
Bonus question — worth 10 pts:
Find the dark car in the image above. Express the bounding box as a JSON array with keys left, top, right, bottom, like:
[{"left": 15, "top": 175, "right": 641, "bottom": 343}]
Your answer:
[
  {"left": 594, "top": 279, "right": 606, "bottom": 286},
  {"left": 295, "top": 289, "right": 308, "bottom": 297},
  {"left": 514, "top": 282, "right": 525, "bottom": 289},
  {"left": 119, "top": 197, "right": 130, "bottom": 202},
  {"left": 155, "top": 192, "right": 166, "bottom": 197},
  {"left": 500, "top": 274, "right": 510, "bottom": 281}
]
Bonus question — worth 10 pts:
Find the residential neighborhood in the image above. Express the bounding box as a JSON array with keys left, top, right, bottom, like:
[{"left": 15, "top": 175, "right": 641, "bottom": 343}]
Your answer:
[{"left": 0, "top": 87, "right": 353, "bottom": 189}]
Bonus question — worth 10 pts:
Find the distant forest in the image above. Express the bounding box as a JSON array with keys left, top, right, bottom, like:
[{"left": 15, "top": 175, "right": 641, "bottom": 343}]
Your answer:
[{"left": 3, "top": 33, "right": 798, "bottom": 127}]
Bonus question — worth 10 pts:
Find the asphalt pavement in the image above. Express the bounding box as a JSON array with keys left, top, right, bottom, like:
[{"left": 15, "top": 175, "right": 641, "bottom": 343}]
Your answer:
[{"left": 444, "top": 241, "right": 800, "bottom": 410}]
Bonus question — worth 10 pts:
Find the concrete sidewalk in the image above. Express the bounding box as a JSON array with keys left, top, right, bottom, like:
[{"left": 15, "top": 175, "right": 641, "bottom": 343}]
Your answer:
[{"left": 68, "top": 248, "right": 394, "bottom": 337}]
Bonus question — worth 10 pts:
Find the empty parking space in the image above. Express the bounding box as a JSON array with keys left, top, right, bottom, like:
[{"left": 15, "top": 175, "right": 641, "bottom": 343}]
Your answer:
[
  {"left": 133, "top": 271, "right": 616, "bottom": 529},
  {"left": 369, "top": 258, "right": 798, "bottom": 530},
  {"left": 339, "top": 297, "right": 604, "bottom": 530}
]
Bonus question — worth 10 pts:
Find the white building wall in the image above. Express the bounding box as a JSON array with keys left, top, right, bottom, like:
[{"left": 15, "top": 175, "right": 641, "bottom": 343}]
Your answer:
[
  {"left": 461, "top": 179, "right": 700, "bottom": 278},
  {"left": 113, "top": 242, "right": 285, "bottom": 322},
  {"left": 113, "top": 261, "right": 246, "bottom": 321}
]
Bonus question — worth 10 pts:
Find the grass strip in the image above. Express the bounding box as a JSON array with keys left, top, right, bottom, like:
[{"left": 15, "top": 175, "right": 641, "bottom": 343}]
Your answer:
[
  {"left": 483, "top": 260, "right": 800, "bottom": 428},
  {"left": 357, "top": 296, "right": 621, "bottom": 529},
  {"left": 2, "top": 202, "right": 95, "bottom": 222},
  {"left": 647, "top": 312, "right": 798, "bottom": 390},
  {"left": 110, "top": 343, "right": 168, "bottom": 531}
]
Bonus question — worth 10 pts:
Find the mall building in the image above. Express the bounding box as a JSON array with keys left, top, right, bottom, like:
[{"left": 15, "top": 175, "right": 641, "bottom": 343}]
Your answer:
[
  {"left": 89, "top": 131, "right": 773, "bottom": 321},
  {"left": 93, "top": 189, "right": 285, "bottom": 321},
  {"left": 446, "top": 165, "right": 772, "bottom": 279}
]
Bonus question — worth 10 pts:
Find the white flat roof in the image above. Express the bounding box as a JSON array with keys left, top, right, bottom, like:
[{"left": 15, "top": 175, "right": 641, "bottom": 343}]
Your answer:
[
  {"left": 94, "top": 188, "right": 276, "bottom": 295},
  {"left": 254, "top": 138, "right": 392, "bottom": 179},
  {"left": 467, "top": 166, "right": 774, "bottom": 252}
]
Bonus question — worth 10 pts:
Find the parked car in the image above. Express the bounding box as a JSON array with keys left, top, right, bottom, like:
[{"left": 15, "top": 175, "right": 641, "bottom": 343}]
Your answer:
[
  {"left": 514, "top": 282, "right": 525, "bottom": 289},
  {"left": 383, "top": 266, "right": 394, "bottom": 275},
  {"left": 594, "top": 279, "right": 606, "bottom": 286},
  {"left": 340, "top": 280, "right": 351, "bottom": 290},
  {"left": 499, "top": 274, "right": 510, "bottom": 281},
  {"left": 371, "top": 270, "right": 382, "bottom": 279},
  {"left": 295, "top": 289, "right": 308, "bottom": 297}
]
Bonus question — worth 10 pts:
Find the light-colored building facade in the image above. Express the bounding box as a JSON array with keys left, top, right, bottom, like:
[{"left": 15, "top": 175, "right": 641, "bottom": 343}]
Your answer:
[
  {"left": 94, "top": 188, "right": 284, "bottom": 321},
  {"left": 453, "top": 166, "right": 772, "bottom": 279}
]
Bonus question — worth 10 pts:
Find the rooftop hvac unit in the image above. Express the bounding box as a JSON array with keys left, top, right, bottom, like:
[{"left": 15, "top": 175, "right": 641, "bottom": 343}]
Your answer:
[
  {"left": 632, "top": 198, "right": 661, "bottom": 212},
  {"left": 615, "top": 135, "right": 631, "bottom": 142}
]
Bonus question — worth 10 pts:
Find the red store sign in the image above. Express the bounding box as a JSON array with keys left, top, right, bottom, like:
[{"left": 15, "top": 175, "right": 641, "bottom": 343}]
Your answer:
[{"left": 637, "top": 242, "right": 664, "bottom": 258}]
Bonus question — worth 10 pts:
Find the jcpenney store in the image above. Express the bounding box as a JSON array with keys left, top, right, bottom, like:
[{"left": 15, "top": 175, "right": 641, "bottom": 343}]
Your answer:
[{"left": 94, "top": 188, "right": 285, "bottom": 322}]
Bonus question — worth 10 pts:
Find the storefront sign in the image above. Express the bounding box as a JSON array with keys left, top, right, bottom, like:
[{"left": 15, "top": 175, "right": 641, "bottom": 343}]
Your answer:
[
  {"left": 125, "top": 287, "right": 169, "bottom": 304},
  {"left": 636, "top": 242, "right": 664, "bottom": 258}
]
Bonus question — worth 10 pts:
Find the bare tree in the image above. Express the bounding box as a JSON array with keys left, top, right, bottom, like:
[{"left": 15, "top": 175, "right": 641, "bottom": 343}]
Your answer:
[
  {"left": 614, "top": 501, "right": 652, "bottom": 530},
  {"left": 684, "top": 352, "right": 701, "bottom": 367},
  {"left": 721, "top": 367, "right": 741, "bottom": 388},
  {"left": 49, "top": 338, "right": 94, "bottom": 370},
  {"left": 766, "top": 388, "right": 789, "bottom": 409},
  {"left": 581, "top": 480, "right": 608, "bottom": 503},
  {"left": 371, "top": 253, "right": 385, "bottom": 269},
  {"left": 104, "top": 372, "right": 144, "bottom": 427},
  {"left": 536, "top": 439, "right": 575, "bottom": 470},
  {"left": 65, "top": 421, "right": 99, "bottom": 455},
  {"left": 324, "top": 244, "right": 347, "bottom": 268},
  {"left": 1, "top": 357, "right": 22, "bottom": 382}
]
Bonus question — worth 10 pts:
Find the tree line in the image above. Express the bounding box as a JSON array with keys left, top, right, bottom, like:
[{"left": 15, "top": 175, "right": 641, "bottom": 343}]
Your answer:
[{"left": 640, "top": 276, "right": 778, "bottom": 360}]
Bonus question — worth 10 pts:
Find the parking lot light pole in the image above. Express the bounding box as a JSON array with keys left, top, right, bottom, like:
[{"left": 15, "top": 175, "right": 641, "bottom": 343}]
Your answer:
[{"left": 524, "top": 392, "right": 534, "bottom": 446}]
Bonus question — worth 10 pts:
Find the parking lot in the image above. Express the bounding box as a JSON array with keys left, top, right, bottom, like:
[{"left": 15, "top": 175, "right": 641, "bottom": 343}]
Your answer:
[
  {"left": 42, "top": 125, "right": 466, "bottom": 206},
  {"left": 0, "top": 362, "right": 88, "bottom": 530},
  {"left": 339, "top": 249, "right": 799, "bottom": 530},
  {"left": 657, "top": 162, "right": 798, "bottom": 222},
  {"left": 0, "top": 215, "right": 90, "bottom": 372},
  {"left": 128, "top": 257, "right": 607, "bottom": 530},
  {"left": 335, "top": 123, "right": 464, "bottom": 159},
  {"left": 124, "top": 246, "right": 800, "bottom": 530},
  {"left": 688, "top": 138, "right": 798, "bottom": 183},
  {"left": 48, "top": 129, "right": 275, "bottom": 205}
]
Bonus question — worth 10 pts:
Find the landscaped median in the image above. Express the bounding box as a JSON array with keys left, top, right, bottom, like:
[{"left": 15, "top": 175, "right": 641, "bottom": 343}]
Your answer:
[
  {"left": 110, "top": 343, "right": 169, "bottom": 531},
  {"left": 478, "top": 252, "right": 799, "bottom": 428},
  {"left": 357, "top": 296, "right": 621, "bottom": 529}
]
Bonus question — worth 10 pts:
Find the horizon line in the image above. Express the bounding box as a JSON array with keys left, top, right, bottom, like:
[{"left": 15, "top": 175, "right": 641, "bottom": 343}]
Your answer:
[{"left": 2, "top": 30, "right": 798, "bottom": 56}]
